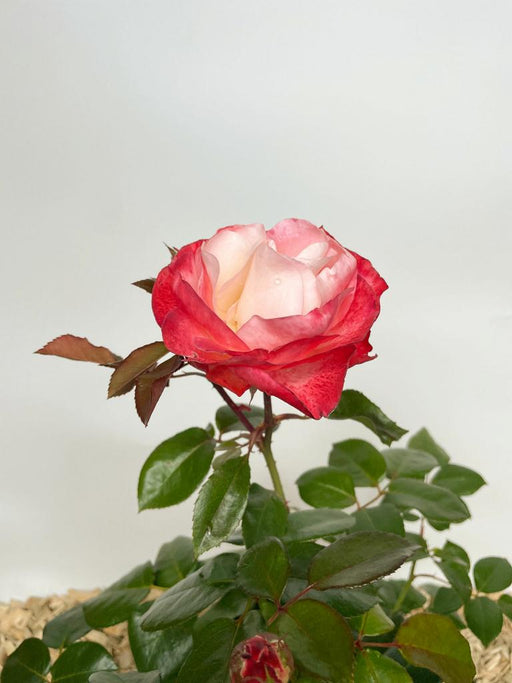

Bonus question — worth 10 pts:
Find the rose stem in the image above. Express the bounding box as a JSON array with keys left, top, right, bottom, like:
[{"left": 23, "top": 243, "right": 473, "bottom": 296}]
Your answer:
[
  {"left": 212, "top": 384, "right": 255, "bottom": 434},
  {"left": 261, "top": 393, "right": 287, "bottom": 505}
]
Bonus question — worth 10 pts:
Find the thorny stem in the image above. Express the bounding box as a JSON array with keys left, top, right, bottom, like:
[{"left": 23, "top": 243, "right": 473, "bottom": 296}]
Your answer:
[{"left": 261, "top": 394, "right": 287, "bottom": 505}]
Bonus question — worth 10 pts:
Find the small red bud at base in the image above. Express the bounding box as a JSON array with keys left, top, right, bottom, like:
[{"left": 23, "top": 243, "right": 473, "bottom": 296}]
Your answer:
[{"left": 230, "top": 632, "right": 293, "bottom": 683}]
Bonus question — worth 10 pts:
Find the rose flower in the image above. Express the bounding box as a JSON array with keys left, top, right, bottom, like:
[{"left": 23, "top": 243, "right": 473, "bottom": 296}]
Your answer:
[
  {"left": 152, "top": 219, "right": 386, "bottom": 418},
  {"left": 229, "top": 633, "right": 293, "bottom": 683}
]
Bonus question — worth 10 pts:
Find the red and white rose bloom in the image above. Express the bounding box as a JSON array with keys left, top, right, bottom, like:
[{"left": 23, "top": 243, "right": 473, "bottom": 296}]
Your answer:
[{"left": 152, "top": 219, "right": 386, "bottom": 418}]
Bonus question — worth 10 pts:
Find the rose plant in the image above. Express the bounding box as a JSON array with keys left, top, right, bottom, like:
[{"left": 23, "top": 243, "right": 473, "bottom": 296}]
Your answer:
[{"left": 4, "top": 219, "right": 510, "bottom": 683}]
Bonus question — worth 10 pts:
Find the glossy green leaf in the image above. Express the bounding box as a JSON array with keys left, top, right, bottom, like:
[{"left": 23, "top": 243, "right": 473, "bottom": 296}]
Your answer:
[
  {"left": 239, "top": 609, "right": 266, "bottom": 639},
  {"left": 354, "top": 650, "right": 412, "bottom": 682},
  {"left": 199, "top": 552, "right": 240, "bottom": 585},
  {"left": 108, "top": 341, "right": 168, "bottom": 398},
  {"left": 199, "top": 588, "right": 248, "bottom": 624},
  {"left": 352, "top": 503, "right": 405, "bottom": 536},
  {"left": 435, "top": 540, "right": 470, "bottom": 570},
  {"left": 242, "top": 483, "right": 288, "bottom": 547},
  {"left": 287, "top": 542, "right": 322, "bottom": 579},
  {"left": 408, "top": 428, "right": 450, "bottom": 465},
  {"left": 439, "top": 561, "right": 472, "bottom": 601},
  {"left": 350, "top": 604, "right": 395, "bottom": 635},
  {"left": 310, "top": 586, "right": 379, "bottom": 617},
  {"left": 296, "top": 467, "right": 356, "bottom": 508},
  {"left": 176, "top": 618, "right": 236, "bottom": 683},
  {"left": 90, "top": 673, "right": 160, "bottom": 683},
  {"left": 328, "top": 390, "right": 407, "bottom": 445},
  {"left": 382, "top": 448, "right": 438, "bottom": 479},
  {"left": 193, "top": 456, "right": 250, "bottom": 555},
  {"left": 430, "top": 587, "right": 463, "bottom": 614},
  {"left": 154, "top": 536, "right": 196, "bottom": 588},
  {"left": 283, "top": 508, "right": 354, "bottom": 542},
  {"left": 140, "top": 570, "right": 227, "bottom": 631},
  {"left": 465, "top": 596, "right": 503, "bottom": 647},
  {"left": 272, "top": 599, "right": 353, "bottom": 681},
  {"left": 215, "top": 404, "right": 265, "bottom": 433},
  {"left": 329, "top": 439, "right": 386, "bottom": 486},
  {"left": 42, "top": 604, "right": 90, "bottom": 648},
  {"left": 397, "top": 613, "right": 475, "bottom": 683},
  {"left": 431, "top": 464, "right": 486, "bottom": 496},
  {"left": 1, "top": 638, "right": 50, "bottom": 683},
  {"left": 83, "top": 562, "right": 154, "bottom": 628},
  {"left": 238, "top": 537, "right": 289, "bottom": 601},
  {"left": 376, "top": 580, "right": 426, "bottom": 613},
  {"left": 309, "top": 531, "right": 417, "bottom": 589},
  {"left": 474, "top": 556, "right": 512, "bottom": 593},
  {"left": 128, "top": 603, "right": 193, "bottom": 681},
  {"left": 138, "top": 429, "right": 215, "bottom": 510},
  {"left": 386, "top": 479, "right": 470, "bottom": 524},
  {"left": 404, "top": 532, "right": 429, "bottom": 560},
  {"left": 498, "top": 594, "right": 512, "bottom": 619},
  {"left": 51, "top": 642, "right": 116, "bottom": 682}
]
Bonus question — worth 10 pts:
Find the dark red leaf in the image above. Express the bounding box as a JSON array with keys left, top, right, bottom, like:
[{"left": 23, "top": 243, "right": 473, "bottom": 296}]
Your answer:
[
  {"left": 132, "top": 278, "right": 156, "bottom": 294},
  {"left": 134, "top": 356, "right": 183, "bottom": 425},
  {"left": 35, "top": 335, "right": 121, "bottom": 365},
  {"left": 108, "top": 342, "right": 169, "bottom": 398}
]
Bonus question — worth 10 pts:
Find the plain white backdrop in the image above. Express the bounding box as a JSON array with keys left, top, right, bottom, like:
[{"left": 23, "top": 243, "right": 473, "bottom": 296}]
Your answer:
[{"left": 1, "top": 1, "right": 511, "bottom": 601}]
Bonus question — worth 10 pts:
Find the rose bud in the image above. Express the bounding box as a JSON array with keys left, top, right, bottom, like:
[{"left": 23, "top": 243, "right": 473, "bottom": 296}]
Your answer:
[
  {"left": 152, "top": 219, "right": 387, "bottom": 418},
  {"left": 229, "top": 632, "right": 293, "bottom": 683}
]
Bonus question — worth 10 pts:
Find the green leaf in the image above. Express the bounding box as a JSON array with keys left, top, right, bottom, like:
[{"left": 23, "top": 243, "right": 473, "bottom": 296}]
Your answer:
[
  {"left": 138, "top": 429, "right": 215, "bottom": 511},
  {"left": 83, "top": 562, "right": 154, "bottom": 629},
  {"left": 283, "top": 508, "right": 354, "bottom": 542},
  {"left": 140, "top": 570, "right": 227, "bottom": 631},
  {"left": 154, "top": 536, "right": 196, "bottom": 588},
  {"left": 1, "top": 638, "right": 50, "bottom": 683},
  {"left": 439, "top": 561, "right": 472, "bottom": 602},
  {"left": 435, "top": 540, "right": 470, "bottom": 570},
  {"left": 352, "top": 503, "right": 405, "bottom": 536},
  {"left": 272, "top": 599, "right": 353, "bottom": 681},
  {"left": 287, "top": 542, "right": 322, "bottom": 579},
  {"left": 176, "top": 618, "right": 236, "bottom": 683},
  {"left": 431, "top": 464, "right": 485, "bottom": 496},
  {"left": 404, "top": 532, "right": 429, "bottom": 561},
  {"left": 354, "top": 650, "right": 412, "bottom": 682},
  {"left": 128, "top": 603, "right": 194, "bottom": 680},
  {"left": 498, "top": 594, "right": 512, "bottom": 619},
  {"left": 199, "top": 552, "right": 240, "bottom": 585},
  {"left": 193, "top": 456, "right": 250, "bottom": 555},
  {"left": 239, "top": 609, "right": 266, "bottom": 639},
  {"left": 310, "top": 587, "right": 379, "bottom": 617},
  {"left": 296, "top": 467, "right": 356, "bottom": 508},
  {"left": 474, "top": 556, "right": 512, "bottom": 593},
  {"left": 42, "top": 604, "right": 90, "bottom": 648},
  {"left": 430, "top": 587, "right": 463, "bottom": 615},
  {"left": 397, "top": 613, "right": 475, "bottom": 683},
  {"left": 377, "top": 580, "right": 426, "bottom": 613},
  {"left": 329, "top": 439, "right": 386, "bottom": 486},
  {"left": 408, "top": 428, "right": 450, "bottom": 465},
  {"left": 242, "top": 483, "right": 288, "bottom": 547},
  {"left": 328, "top": 390, "right": 407, "bottom": 445},
  {"left": 51, "top": 642, "right": 116, "bottom": 682},
  {"left": 199, "top": 589, "right": 248, "bottom": 624},
  {"left": 309, "top": 531, "right": 417, "bottom": 589},
  {"left": 465, "top": 596, "right": 503, "bottom": 646},
  {"left": 238, "top": 537, "right": 289, "bottom": 601},
  {"left": 386, "top": 479, "right": 470, "bottom": 525},
  {"left": 90, "top": 674, "right": 160, "bottom": 683},
  {"left": 215, "top": 404, "right": 265, "bottom": 433},
  {"left": 350, "top": 604, "right": 395, "bottom": 636},
  {"left": 108, "top": 342, "right": 168, "bottom": 398},
  {"left": 382, "top": 448, "right": 438, "bottom": 479}
]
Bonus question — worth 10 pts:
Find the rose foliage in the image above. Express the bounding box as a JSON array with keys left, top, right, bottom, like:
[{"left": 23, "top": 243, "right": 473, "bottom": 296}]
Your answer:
[{"left": 11, "top": 220, "right": 507, "bottom": 683}]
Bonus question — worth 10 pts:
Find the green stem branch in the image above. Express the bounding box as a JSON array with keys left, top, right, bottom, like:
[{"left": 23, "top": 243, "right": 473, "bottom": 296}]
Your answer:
[{"left": 261, "top": 394, "right": 287, "bottom": 504}]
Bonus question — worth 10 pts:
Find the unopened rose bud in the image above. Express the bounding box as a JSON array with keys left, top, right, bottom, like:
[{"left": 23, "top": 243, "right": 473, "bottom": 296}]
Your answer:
[{"left": 230, "top": 632, "right": 293, "bottom": 683}]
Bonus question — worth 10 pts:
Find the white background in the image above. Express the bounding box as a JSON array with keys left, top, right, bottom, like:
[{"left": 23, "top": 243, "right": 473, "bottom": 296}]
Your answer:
[{"left": 1, "top": 1, "right": 511, "bottom": 601}]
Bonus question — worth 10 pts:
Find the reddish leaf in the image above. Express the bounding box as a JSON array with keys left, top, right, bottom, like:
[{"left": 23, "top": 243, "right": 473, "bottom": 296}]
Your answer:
[
  {"left": 135, "top": 356, "right": 184, "bottom": 426},
  {"left": 132, "top": 278, "right": 156, "bottom": 294},
  {"left": 35, "top": 335, "right": 120, "bottom": 365},
  {"left": 108, "top": 342, "right": 169, "bottom": 398}
]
